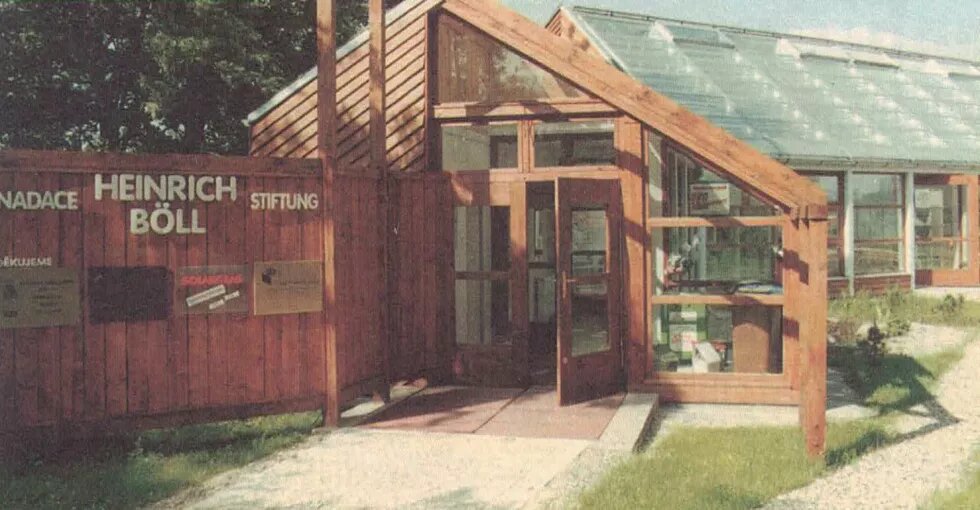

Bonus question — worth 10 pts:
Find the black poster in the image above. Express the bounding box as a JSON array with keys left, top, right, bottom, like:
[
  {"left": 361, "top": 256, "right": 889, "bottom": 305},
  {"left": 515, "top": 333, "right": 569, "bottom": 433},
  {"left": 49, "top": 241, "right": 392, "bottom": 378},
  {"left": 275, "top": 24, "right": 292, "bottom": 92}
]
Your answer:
[{"left": 88, "top": 266, "right": 172, "bottom": 324}]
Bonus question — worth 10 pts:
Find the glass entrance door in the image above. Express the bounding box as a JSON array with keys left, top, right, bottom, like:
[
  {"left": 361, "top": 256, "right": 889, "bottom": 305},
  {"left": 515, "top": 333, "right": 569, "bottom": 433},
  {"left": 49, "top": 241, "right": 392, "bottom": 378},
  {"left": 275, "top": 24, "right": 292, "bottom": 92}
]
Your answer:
[{"left": 555, "top": 178, "right": 624, "bottom": 405}]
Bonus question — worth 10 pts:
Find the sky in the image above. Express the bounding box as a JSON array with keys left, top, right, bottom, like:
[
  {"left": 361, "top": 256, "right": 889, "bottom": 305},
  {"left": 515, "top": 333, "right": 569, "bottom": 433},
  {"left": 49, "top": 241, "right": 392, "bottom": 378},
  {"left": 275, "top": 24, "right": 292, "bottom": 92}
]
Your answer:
[{"left": 499, "top": 0, "right": 980, "bottom": 60}]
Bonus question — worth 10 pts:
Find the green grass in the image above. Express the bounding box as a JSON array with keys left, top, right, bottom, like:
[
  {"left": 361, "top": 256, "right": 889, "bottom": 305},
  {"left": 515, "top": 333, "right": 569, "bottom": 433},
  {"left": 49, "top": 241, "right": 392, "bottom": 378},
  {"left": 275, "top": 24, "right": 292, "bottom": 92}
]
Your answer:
[
  {"left": 0, "top": 412, "right": 321, "bottom": 510},
  {"left": 579, "top": 420, "right": 893, "bottom": 510},
  {"left": 829, "top": 290, "right": 980, "bottom": 329},
  {"left": 580, "top": 292, "right": 973, "bottom": 510}
]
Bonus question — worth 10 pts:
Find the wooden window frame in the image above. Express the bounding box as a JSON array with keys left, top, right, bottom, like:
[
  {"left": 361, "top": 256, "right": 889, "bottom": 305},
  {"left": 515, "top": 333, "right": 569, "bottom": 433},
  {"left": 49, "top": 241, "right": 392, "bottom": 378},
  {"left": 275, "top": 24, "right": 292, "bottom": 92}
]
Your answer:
[
  {"left": 452, "top": 190, "right": 517, "bottom": 348},
  {"left": 434, "top": 120, "right": 521, "bottom": 173},
  {"left": 433, "top": 114, "right": 623, "bottom": 175},
  {"left": 646, "top": 137, "right": 790, "bottom": 382},
  {"left": 528, "top": 117, "right": 618, "bottom": 172},
  {"left": 803, "top": 172, "right": 845, "bottom": 277},
  {"left": 852, "top": 172, "right": 906, "bottom": 276}
]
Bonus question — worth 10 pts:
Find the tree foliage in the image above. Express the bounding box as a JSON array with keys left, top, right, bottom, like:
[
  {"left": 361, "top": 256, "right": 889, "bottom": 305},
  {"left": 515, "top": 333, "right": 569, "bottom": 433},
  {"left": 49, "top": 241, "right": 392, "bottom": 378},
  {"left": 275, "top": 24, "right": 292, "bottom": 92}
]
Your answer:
[{"left": 0, "top": 0, "right": 397, "bottom": 155}]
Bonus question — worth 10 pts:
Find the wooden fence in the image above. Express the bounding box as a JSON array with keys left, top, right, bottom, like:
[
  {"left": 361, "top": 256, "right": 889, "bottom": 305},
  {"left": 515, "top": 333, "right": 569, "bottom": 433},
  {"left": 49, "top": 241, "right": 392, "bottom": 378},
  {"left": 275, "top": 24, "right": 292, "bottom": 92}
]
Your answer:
[{"left": 0, "top": 150, "right": 329, "bottom": 436}]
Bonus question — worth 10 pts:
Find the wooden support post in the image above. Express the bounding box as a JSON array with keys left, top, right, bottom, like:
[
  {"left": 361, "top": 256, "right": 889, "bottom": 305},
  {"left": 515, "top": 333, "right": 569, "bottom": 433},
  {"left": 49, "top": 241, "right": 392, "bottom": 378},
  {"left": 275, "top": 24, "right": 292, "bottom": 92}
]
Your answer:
[
  {"left": 316, "top": 0, "right": 340, "bottom": 426},
  {"left": 370, "top": 0, "right": 392, "bottom": 402},
  {"left": 616, "top": 118, "right": 648, "bottom": 387},
  {"left": 799, "top": 217, "right": 828, "bottom": 458}
]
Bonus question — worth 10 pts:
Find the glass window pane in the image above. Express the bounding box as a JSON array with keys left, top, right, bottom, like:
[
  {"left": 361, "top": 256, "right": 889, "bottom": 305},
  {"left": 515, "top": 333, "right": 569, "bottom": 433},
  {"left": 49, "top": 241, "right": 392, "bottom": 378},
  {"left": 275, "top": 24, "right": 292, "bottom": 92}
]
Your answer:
[
  {"left": 572, "top": 208, "right": 607, "bottom": 277},
  {"left": 828, "top": 208, "right": 841, "bottom": 239},
  {"left": 534, "top": 121, "right": 615, "bottom": 167},
  {"left": 854, "top": 242, "right": 904, "bottom": 275},
  {"left": 571, "top": 282, "right": 609, "bottom": 356},
  {"left": 441, "top": 124, "right": 518, "bottom": 171},
  {"left": 915, "top": 185, "right": 964, "bottom": 239},
  {"left": 853, "top": 174, "right": 903, "bottom": 206},
  {"left": 652, "top": 305, "right": 783, "bottom": 374},
  {"left": 436, "top": 15, "right": 585, "bottom": 103},
  {"left": 455, "top": 280, "right": 511, "bottom": 345},
  {"left": 657, "top": 227, "right": 782, "bottom": 293},
  {"left": 855, "top": 208, "right": 902, "bottom": 240},
  {"left": 916, "top": 241, "right": 969, "bottom": 270},
  {"left": 828, "top": 245, "right": 844, "bottom": 277},
  {"left": 665, "top": 146, "right": 777, "bottom": 216},
  {"left": 807, "top": 174, "right": 840, "bottom": 204},
  {"left": 454, "top": 206, "right": 510, "bottom": 271}
]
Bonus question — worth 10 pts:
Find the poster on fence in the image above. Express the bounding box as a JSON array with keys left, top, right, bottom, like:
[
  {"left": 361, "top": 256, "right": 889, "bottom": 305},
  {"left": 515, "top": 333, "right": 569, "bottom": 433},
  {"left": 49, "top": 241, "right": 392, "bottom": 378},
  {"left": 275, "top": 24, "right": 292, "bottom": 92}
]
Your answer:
[
  {"left": 0, "top": 267, "right": 80, "bottom": 329},
  {"left": 88, "top": 266, "right": 172, "bottom": 324},
  {"left": 252, "top": 261, "right": 323, "bottom": 316},
  {"left": 176, "top": 265, "right": 248, "bottom": 315}
]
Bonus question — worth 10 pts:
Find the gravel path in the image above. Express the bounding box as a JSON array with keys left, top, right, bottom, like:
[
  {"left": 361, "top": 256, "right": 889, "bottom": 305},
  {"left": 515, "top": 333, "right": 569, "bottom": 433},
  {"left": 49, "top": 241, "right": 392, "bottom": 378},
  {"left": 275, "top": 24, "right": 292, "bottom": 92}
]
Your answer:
[
  {"left": 153, "top": 428, "right": 594, "bottom": 510},
  {"left": 763, "top": 332, "right": 980, "bottom": 510}
]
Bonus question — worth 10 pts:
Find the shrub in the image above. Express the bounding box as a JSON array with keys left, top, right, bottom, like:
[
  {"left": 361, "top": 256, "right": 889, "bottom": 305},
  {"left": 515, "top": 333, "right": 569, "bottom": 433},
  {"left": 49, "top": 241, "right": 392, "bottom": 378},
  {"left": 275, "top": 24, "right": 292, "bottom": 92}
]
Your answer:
[
  {"left": 935, "top": 294, "right": 966, "bottom": 318},
  {"left": 861, "top": 324, "right": 888, "bottom": 367}
]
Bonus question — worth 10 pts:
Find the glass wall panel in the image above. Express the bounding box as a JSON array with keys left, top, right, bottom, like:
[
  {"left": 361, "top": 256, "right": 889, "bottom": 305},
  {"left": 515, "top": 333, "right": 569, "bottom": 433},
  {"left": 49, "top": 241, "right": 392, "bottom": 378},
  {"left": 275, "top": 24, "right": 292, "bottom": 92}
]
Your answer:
[
  {"left": 441, "top": 124, "right": 519, "bottom": 171},
  {"left": 657, "top": 227, "right": 781, "bottom": 294},
  {"left": 853, "top": 173, "right": 905, "bottom": 275},
  {"left": 855, "top": 208, "right": 903, "bottom": 240},
  {"left": 454, "top": 206, "right": 510, "bottom": 272},
  {"left": 854, "top": 242, "right": 904, "bottom": 275},
  {"left": 853, "top": 174, "right": 903, "bottom": 205},
  {"left": 454, "top": 206, "right": 512, "bottom": 346},
  {"left": 664, "top": 146, "right": 777, "bottom": 216},
  {"left": 804, "top": 173, "right": 844, "bottom": 277},
  {"left": 915, "top": 184, "right": 968, "bottom": 270},
  {"left": 652, "top": 305, "right": 783, "bottom": 374},
  {"left": 534, "top": 121, "right": 615, "bottom": 168},
  {"left": 436, "top": 14, "right": 585, "bottom": 103},
  {"left": 455, "top": 280, "right": 511, "bottom": 345}
]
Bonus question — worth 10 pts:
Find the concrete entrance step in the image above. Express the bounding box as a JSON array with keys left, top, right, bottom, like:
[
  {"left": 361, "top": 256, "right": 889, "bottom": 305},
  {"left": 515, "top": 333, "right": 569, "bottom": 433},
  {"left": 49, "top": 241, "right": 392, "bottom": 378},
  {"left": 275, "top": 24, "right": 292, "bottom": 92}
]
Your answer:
[{"left": 598, "top": 392, "right": 660, "bottom": 452}]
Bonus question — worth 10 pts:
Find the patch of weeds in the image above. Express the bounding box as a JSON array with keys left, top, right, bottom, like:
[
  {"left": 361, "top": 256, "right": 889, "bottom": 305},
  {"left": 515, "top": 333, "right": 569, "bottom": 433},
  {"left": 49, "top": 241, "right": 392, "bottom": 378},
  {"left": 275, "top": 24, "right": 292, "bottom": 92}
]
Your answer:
[{"left": 0, "top": 412, "right": 321, "bottom": 510}]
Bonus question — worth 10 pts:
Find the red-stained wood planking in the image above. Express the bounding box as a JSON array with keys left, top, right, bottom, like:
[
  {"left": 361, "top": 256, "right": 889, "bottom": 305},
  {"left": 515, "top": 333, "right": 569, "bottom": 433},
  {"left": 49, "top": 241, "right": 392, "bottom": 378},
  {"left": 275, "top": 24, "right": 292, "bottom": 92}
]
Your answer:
[
  {"left": 36, "top": 173, "right": 63, "bottom": 424},
  {"left": 12, "top": 172, "right": 40, "bottom": 427},
  {"left": 124, "top": 183, "right": 149, "bottom": 416},
  {"left": 243, "top": 177, "right": 267, "bottom": 403},
  {"left": 103, "top": 192, "right": 129, "bottom": 417},
  {"left": 80, "top": 173, "right": 107, "bottom": 420},
  {"left": 0, "top": 173, "right": 15, "bottom": 429},
  {"left": 60, "top": 174, "right": 85, "bottom": 420},
  {"left": 0, "top": 159, "right": 328, "bottom": 435}
]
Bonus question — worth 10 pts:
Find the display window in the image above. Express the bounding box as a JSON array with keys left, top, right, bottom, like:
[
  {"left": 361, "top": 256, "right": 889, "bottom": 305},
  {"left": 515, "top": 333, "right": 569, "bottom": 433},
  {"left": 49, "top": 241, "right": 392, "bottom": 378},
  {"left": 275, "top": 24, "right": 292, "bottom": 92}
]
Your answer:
[{"left": 652, "top": 305, "right": 783, "bottom": 374}]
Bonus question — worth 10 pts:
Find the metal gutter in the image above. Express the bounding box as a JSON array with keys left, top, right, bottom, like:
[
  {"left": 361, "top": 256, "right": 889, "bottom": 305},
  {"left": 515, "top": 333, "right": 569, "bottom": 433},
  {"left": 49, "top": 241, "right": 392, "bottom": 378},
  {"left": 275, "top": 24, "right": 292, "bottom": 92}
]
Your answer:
[
  {"left": 246, "top": 0, "right": 428, "bottom": 126},
  {"left": 776, "top": 155, "right": 980, "bottom": 174}
]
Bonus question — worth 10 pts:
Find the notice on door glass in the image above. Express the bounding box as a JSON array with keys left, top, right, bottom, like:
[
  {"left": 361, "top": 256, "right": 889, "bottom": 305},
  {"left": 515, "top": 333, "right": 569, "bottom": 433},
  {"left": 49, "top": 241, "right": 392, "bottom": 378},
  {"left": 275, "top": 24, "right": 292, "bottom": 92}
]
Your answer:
[
  {"left": 0, "top": 267, "right": 81, "bottom": 329},
  {"left": 253, "top": 261, "right": 323, "bottom": 316},
  {"left": 176, "top": 265, "right": 248, "bottom": 315}
]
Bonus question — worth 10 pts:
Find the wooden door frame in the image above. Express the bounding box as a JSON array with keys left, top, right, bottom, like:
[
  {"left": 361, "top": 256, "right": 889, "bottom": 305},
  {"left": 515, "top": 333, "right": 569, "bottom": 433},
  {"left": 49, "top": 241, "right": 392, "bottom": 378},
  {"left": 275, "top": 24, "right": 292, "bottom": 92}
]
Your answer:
[
  {"left": 555, "top": 177, "right": 625, "bottom": 405},
  {"left": 913, "top": 174, "right": 980, "bottom": 287},
  {"left": 449, "top": 179, "right": 530, "bottom": 386}
]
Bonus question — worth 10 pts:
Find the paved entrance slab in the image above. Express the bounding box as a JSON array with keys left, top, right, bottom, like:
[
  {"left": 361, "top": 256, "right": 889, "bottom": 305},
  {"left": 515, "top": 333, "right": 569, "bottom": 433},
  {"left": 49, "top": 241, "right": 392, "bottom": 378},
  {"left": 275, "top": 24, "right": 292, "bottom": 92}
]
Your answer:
[
  {"left": 157, "top": 390, "right": 659, "bottom": 509},
  {"left": 364, "top": 385, "right": 629, "bottom": 441}
]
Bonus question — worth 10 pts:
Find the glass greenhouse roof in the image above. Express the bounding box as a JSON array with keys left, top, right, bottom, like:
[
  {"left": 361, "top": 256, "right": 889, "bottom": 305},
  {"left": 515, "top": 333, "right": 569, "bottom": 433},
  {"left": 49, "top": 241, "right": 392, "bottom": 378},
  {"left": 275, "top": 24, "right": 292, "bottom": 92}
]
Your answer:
[{"left": 565, "top": 6, "right": 980, "bottom": 166}]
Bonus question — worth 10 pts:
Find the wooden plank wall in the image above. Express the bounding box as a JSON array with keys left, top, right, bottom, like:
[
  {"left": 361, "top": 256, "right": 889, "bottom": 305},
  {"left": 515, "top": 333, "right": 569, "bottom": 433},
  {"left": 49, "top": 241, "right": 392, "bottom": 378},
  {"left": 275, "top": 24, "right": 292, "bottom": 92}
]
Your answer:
[
  {"left": 250, "top": 0, "right": 433, "bottom": 175},
  {"left": 0, "top": 159, "right": 326, "bottom": 435},
  {"left": 387, "top": 174, "right": 453, "bottom": 383}
]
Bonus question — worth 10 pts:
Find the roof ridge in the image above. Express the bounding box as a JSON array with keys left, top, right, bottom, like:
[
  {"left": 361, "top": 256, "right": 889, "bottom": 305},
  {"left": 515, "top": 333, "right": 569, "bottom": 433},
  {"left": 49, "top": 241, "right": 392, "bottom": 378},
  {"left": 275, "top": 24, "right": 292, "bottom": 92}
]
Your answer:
[{"left": 567, "top": 4, "right": 980, "bottom": 67}]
